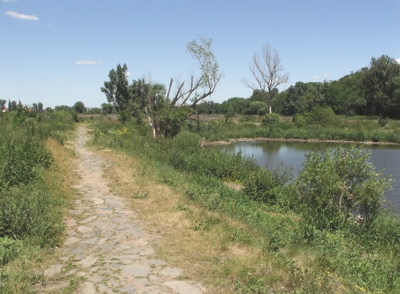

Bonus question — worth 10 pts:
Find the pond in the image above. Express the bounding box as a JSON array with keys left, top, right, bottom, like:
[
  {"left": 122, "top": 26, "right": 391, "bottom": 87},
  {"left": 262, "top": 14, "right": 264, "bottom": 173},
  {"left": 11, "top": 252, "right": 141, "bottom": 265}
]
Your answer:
[{"left": 222, "top": 141, "right": 400, "bottom": 214}]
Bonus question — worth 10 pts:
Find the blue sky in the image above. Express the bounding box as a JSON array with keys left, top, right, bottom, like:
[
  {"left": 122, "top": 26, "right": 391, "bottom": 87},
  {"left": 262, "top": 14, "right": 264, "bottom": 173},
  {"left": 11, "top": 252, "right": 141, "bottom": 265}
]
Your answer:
[{"left": 1, "top": 0, "right": 399, "bottom": 108}]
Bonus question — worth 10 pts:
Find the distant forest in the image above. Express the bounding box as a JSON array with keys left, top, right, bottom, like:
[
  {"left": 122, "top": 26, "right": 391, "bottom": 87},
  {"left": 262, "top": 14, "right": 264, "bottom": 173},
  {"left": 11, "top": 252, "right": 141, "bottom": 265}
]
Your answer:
[{"left": 196, "top": 55, "right": 400, "bottom": 119}]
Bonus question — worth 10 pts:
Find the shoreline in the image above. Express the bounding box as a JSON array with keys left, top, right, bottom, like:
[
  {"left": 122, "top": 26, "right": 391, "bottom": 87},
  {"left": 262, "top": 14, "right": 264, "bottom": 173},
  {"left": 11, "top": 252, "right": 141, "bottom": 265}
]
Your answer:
[{"left": 203, "top": 137, "right": 400, "bottom": 146}]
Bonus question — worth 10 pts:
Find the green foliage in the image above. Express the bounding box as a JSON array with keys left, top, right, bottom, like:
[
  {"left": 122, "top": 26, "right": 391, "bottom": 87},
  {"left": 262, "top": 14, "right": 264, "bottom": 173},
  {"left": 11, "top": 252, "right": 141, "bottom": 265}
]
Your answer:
[
  {"left": 0, "top": 112, "right": 74, "bottom": 250},
  {"left": 0, "top": 237, "right": 22, "bottom": 266},
  {"left": 173, "top": 131, "right": 202, "bottom": 152},
  {"left": 248, "top": 101, "right": 268, "bottom": 115},
  {"left": 73, "top": 101, "right": 86, "bottom": 113},
  {"left": 101, "top": 103, "right": 114, "bottom": 114},
  {"left": 296, "top": 146, "right": 391, "bottom": 233},
  {"left": 378, "top": 117, "right": 389, "bottom": 127},
  {"left": 363, "top": 55, "right": 400, "bottom": 118},
  {"left": 90, "top": 118, "right": 400, "bottom": 293},
  {"left": 262, "top": 113, "right": 280, "bottom": 125},
  {"left": 292, "top": 113, "right": 307, "bottom": 127},
  {"left": 117, "top": 109, "right": 131, "bottom": 124},
  {"left": 306, "top": 105, "right": 337, "bottom": 126}
]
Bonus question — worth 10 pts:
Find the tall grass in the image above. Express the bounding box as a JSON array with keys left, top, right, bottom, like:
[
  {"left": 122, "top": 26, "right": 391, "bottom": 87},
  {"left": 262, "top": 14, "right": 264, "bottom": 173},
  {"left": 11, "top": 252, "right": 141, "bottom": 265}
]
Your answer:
[{"left": 0, "top": 111, "right": 75, "bottom": 292}]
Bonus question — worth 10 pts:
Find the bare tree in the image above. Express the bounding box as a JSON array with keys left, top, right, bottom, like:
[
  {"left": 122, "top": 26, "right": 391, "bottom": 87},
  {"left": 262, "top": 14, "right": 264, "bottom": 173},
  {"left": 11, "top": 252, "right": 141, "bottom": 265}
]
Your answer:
[
  {"left": 168, "top": 37, "right": 224, "bottom": 108},
  {"left": 145, "top": 37, "right": 224, "bottom": 137},
  {"left": 243, "top": 44, "right": 289, "bottom": 114}
]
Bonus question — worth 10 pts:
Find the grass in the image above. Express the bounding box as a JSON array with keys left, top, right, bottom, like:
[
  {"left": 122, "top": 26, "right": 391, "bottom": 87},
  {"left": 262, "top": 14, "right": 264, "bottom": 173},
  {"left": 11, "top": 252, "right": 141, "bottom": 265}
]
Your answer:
[
  {"left": 0, "top": 111, "right": 77, "bottom": 293},
  {"left": 187, "top": 114, "right": 400, "bottom": 144},
  {"left": 87, "top": 116, "right": 400, "bottom": 293}
]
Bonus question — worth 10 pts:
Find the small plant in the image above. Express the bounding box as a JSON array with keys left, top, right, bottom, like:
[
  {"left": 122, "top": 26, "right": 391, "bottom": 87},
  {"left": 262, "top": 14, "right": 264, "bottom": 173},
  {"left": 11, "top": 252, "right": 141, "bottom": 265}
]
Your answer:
[
  {"left": 0, "top": 237, "right": 22, "bottom": 266},
  {"left": 192, "top": 216, "right": 220, "bottom": 231},
  {"left": 173, "top": 204, "right": 192, "bottom": 212},
  {"left": 131, "top": 191, "right": 148, "bottom": 199},
  {"left": 378, "top": 117, "right": 389, "bottom": 127}
]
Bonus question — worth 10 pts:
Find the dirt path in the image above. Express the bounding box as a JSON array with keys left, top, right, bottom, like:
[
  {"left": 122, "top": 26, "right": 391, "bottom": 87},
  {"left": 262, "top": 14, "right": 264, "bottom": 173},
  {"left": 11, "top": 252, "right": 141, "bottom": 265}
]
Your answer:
[{"left": 44, "top": 125, "right": 204, "bottom": 294}]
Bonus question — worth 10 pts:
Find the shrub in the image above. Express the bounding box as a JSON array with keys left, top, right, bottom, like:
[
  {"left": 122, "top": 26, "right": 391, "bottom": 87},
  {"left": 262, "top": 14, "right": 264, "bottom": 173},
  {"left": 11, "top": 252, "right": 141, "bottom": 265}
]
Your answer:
[
  {"left": 296, "top": 146, "right": 391, "bottom": 233},
  {"left": 262, "top": 113, "right": 280, "bottom": 126},
  {"left": 378, "top": 117, "right": 389, "bottom": 127},
  {"left": 173, "top": 131, "right": 202, "bottom": 152},
  {"left": 306, "top": 106, "right": 336, "bottom": 126},
  {"left": 292, "top": 113, "right": 307, "bottom": 128}
]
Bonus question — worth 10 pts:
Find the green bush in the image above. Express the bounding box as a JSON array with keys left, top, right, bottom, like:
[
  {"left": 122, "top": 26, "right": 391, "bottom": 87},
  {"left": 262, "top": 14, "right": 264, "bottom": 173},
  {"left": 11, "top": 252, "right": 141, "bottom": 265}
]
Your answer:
[
  {"left": 0, "top": 237, "right": 22, "bottom": 266},
  {"left": 173, "top": 131, "right": 202, "bottom": 153},
  {"left": 292, "top": 113, "right": 307, "bottom": 127},
  {"left": 296, "top": 146, "right": 391, "bottom": 234},
  {"left": 306, "top": 106, "right": 337, "bottom": 126},
  {"left": 378, "top": 117, "right": 389, "bottom": 127},
  {"left": 262, "top": 113, "right": 280, "bottom": 125}
]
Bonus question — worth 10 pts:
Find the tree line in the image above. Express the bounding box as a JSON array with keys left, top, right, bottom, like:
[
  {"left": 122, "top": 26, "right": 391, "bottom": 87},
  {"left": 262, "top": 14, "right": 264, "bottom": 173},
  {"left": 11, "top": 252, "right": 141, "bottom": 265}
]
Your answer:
[{"left": 197, "top": 55, "right": 400, "bottom": 119}]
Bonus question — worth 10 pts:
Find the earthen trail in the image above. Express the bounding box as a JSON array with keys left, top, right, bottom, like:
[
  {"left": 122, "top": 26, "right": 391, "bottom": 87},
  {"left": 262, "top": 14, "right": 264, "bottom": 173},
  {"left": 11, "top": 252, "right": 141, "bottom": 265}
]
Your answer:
[{"left": 44, "top": 125, "right": 204, "bottom": 294}]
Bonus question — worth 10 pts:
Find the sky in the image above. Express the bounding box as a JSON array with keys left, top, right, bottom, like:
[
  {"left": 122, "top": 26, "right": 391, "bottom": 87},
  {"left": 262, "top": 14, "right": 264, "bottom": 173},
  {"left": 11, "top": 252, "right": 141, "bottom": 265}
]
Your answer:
[{"left": 1, "top": 0, "right": 400, "bottom": 108}]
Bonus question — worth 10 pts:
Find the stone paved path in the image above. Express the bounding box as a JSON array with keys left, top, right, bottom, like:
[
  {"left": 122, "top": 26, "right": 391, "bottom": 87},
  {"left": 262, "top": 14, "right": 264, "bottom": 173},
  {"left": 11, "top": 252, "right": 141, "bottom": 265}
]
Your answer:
[{"left": 44, "top": 126, "right": 204, "bottom": 294}]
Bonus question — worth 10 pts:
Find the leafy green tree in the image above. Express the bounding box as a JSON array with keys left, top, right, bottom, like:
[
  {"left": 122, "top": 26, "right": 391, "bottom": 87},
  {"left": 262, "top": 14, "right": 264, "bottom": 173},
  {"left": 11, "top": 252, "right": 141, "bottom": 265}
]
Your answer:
[
  {"left": 73, "top": 101, "right": 86, "bottom": 113},
  {"left": 101, "top": 103, "right": 113, "bottom": 114},
  {"left": 8, "top": 100, "right": 17, "bottom": 112},
  {"left": 0, "top": 99, "right": 6, "bottom": 112},
  {"left": 55, "top": 105, "right": 70, "bottom": 111},
  {"left": 101, "top": 63, "right": 131, "bottom": 113},
  {"left": 219, "top": 97, "right": 249, "bottom": 114},
  {"left": 325, "top": 69, "right": 366, "bottom": 115},
  {"left": 363, "top": 55, "right": 400, "bottom": 118},
  {"left": 296, "top": 146, "right": 391, "bottom": 234},
  {"left": 247, "top": 101, "right": 268, "bottom": 115}
]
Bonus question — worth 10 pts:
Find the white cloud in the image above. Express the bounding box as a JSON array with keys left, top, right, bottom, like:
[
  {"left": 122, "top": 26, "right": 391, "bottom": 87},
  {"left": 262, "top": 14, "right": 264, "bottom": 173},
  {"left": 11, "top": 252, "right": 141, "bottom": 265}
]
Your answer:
[
  {"left": 125, "top": 71, "right": 131, "bottom": 76},
  {"left": 55, "top": 78, "right": 65, "bottom": 82},
  {"left": 323, "top": 73, "right": 331, "bottom": 77},
  {"left": 75, "top": 60, "right": 102, "bottom": 65},
  {"left": 396, "top": 58, "right": 400, "bottom": 64},
  {"left": 2, "top": 0, "right": 17, "bottom": 2},
  {"left": 6, "top": 11, "right": 38, "bottom": 20},
  {"left": 312, "top": 75, "right": 319, "bottom": 79}
]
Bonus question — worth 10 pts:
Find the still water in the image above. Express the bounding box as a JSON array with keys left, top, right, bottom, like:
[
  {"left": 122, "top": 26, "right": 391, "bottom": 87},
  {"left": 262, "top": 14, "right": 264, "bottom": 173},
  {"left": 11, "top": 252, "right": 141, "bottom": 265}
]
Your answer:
[{"left": 223, "top": 141, "right": 400, "bottom": 214}]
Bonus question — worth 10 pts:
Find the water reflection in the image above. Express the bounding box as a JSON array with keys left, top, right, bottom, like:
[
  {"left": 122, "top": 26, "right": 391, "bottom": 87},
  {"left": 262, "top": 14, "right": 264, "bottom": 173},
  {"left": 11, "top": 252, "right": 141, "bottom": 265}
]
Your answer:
[{"left": 223, "top": 141, "right": 400, "bottom": 214}]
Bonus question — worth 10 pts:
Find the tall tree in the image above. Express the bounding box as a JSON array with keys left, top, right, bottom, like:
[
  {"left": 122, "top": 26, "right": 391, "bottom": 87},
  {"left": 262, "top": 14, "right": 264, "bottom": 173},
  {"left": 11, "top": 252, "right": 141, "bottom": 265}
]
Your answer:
[
  {"left": 101, "top": 63, "right": 131, "bottom": 113},
  {"left": 363, "top": 55, "right": 400, "bottom": 118},
  {"left": 0, "top": 99, "right": 6, "bottom": 112},
  {"left": 73, "top": 101, "right": 86, "bottom": 113},
  {"left": 243, "top": 44, "right": 289, "bottom": 114}
]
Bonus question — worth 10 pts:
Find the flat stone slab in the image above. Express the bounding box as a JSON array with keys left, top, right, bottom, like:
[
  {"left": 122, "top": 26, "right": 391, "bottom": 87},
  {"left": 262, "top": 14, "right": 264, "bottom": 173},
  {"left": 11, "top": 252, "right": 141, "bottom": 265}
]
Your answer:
[
  {"left": 64, "top": 236, "right": 80, "bottom": 246},
  {"left": 80, "top": 215, "right": 97, "bottom": 224},
  {"left": 122, "top": 265, "right": 151, "bottom": 277},
  {"left": 77, "top": 226, "right": 93, "bottom": 233},
  {"left": 163, "top": 281, "right": 204, "bottom": 294},
  {"left": 44, "top": 264, "right": 63, "bottom": 277},
  {"left": 81, "top": 281, "right": 96, "bottom": 294},
  {"left": 119, "top": 285, "right": 136, "bottom": 294},
  {"left": 78, "top": 256, "right": 98, "bottom": 268},
  {"left": 160, "top": 267, "right": 182, "bottom": 278},
  {"left": 81, "top": 237, "right": 98, "bottom": 245},
  {"left": 92, "top": 197, "right": 104, "bottom": 204}
]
